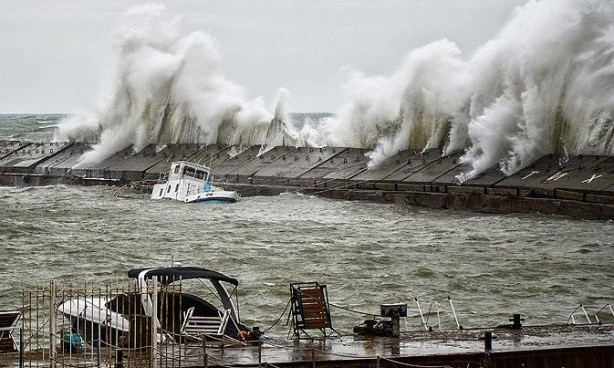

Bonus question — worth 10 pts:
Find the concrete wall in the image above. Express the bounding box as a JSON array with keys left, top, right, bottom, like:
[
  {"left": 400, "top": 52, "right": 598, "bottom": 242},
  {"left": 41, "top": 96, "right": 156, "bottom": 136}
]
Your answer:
[
  {"left": 251, "top": 345, "right": 614, "bottom": 368},
  {"left": 0, "top": 141, "right": 612, "bottom": 219}
]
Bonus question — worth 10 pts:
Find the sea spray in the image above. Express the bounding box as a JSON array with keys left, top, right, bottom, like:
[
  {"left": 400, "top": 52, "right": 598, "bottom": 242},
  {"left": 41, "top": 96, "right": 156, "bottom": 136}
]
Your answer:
[
  {"left": 53, "top": 1, "right": 614, "bottom": 179},
  {"left": 459, "top": 0, "right": 614, "bottom": 179},
  {"left": 54, "top": 4, "right": 286, "bottom": 166},
  {"left": 315, "top": 0, "right": 614, "bottom": 180},
  {"left": 258, "top": 88, "right": 299, "bottom": 157}
]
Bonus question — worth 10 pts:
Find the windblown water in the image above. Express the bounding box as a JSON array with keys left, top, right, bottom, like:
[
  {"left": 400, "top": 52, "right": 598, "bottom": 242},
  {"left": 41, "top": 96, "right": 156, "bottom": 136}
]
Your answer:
[
  {"left": 53, "top": 0, "right": 614, "bottom": 182},
  {"left": 2, "top": 115, "right": 613, "bottom": 336},
  {"left": 3, "top": 0, "right": 614, "bottom": 336}
]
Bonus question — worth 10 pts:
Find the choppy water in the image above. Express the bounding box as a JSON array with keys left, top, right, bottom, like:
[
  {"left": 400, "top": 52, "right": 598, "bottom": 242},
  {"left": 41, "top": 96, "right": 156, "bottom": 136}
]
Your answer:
[
  {"left": 0, "top": 114, "right": 61, "bottom": 141},
  {"left": 1, "top": 185, "right": 612, "bottom": 335},
  {"left": 1, "top": 115, "right": 613, "bottom": 336}
]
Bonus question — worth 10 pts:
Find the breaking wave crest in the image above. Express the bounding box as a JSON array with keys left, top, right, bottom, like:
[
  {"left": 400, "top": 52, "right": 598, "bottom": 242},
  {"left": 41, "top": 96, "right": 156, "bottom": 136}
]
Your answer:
[
  {"left": 54, "top": 4, "right": 284, "bottom": 165},
  {"left": 54, "top": 1, "right": 614, "bottom": 180},
  {"left": 302, "top": 0, "right": 614, "bottom": 179}
]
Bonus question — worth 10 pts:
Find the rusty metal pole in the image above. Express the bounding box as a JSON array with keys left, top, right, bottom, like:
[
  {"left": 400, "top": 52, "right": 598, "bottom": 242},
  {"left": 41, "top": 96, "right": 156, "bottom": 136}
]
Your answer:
[
  {"left": 152, "top": 278, "right": 158, "bottom": 368},
  {"left": 19, "top": 328, "right": 24, "bottom": 368},
  {"left": 202, "top": 336, "right": 208, "bottom": 367},
  {"left": 311, "top": 346, "right": 315, "bottom": 368},
  {"left": 49, "top": 280, "right": 57, "bottom": 368}
]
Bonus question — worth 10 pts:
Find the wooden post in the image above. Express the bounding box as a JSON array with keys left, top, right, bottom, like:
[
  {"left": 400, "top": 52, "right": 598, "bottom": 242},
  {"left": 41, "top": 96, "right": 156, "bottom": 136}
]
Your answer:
[{"left": 485, "top": 331, "right": 493, "bottom": 351}]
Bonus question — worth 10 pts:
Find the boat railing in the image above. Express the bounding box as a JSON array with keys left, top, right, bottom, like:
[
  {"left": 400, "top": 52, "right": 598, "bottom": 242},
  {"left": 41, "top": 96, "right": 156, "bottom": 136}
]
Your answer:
[
  {"left": 568, "top": 304, "right": 592, "bottom": 324},
  {"left": 414, "top": 297, "right": 460, "bottom": 331},
  {"left": 566, "top": 303, "right": 614, "bottom": 325},
  {"left": 593, "top": 304, "right": 614, "bottom": 324}
]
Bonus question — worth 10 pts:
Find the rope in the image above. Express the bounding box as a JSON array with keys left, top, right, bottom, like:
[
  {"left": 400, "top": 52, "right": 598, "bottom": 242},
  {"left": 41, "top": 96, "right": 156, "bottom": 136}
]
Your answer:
[
  {"left": 380, "top": 356, "right": 454, "bottom": 368},
  {"left": 329, "top": 302, "right": 377, "bottom": 317},
  {"left": 311, "top": 346, "right": 373, "bottom": 359},
  {"left": 204, "top": 353, "right": 237, "bottom": 368},
  {"left": 262, "top": 298, "right": 292, "bottom": 333}
]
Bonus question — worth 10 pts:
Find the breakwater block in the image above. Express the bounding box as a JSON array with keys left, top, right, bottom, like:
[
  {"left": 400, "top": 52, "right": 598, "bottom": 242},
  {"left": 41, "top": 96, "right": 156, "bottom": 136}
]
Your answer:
[
  {"left": 143, "top": 143, "right": 206, "bottom": 177},
  {"left": 0, "top": 141, "right": 27, "bottom": 161},
  {"left": 185, "top": 145, "right": 231, "bottom": 172},
  {"left": 236, "top": 146, "right": 297, "bottom": 184},
  {"left": 35, "top": 143, "right": 90, "bottom": 177},
  {"left": 295, "top": 147, "right": 347, "bottom": 181},
  {"left": 351, "top": 150, "right": 414, "bottom": 189},
  {"left": 0, "top": 142, "right": 71, "bottom": 172},
  {"left": 497, "top": 155, "right": 613, "bottom": 198},
  {"left": 405, "top": 151, "right": 463, "bottom": 184},
  {"left": 385, "top": 149, "right": 440, "bottom": 182},
  {"left": 253, "top": 146, "right": 340, "bottom": 186},
  {"left": 319, "top": 148, "right": 369, "bottom": 183},
  {"left": 69, "top": 145, "right": 157, "bottom": 181},
  {"left": 214, "top": 145, "right": 263, "bottom": 183},
  {"left": 462, "top": 165, "right": 507, "bottom": 187}
]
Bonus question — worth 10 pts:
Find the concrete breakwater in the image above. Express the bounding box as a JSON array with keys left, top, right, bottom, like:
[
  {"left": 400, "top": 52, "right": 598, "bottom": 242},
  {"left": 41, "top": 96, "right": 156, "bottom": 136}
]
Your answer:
[{"left": 0, "top": 140, "right": 613, "bottom": 219}]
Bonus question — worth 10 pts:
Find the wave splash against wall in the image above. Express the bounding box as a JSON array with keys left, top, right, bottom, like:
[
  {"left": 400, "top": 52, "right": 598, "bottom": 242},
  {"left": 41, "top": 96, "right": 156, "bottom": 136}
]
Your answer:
[
  {"left": 304, "top": 0, "right": 614, "bottom": 180},
  {"left": 54, "top": 4, "right": 286, "bottom": 166},
  {"left": 55, "top": 1, "right": 614, "bottom": 181}
]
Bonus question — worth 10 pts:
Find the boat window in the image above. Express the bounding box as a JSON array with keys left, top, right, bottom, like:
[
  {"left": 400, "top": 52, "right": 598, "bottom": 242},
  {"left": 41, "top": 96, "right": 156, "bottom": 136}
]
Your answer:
[
  {"left": 185, "top": 166, "right": 196, "bottom": 178},
  {"left": 175, "top": 183, "right": 179, "bottom": 192},
  {"left": 167, "top": 185, "right": 171, "bottom": 193},
  {"left": 159, "top": 188, "right": 163, "bottom": 196},
  {"left": 195, "top": 170, "right": 204, "bottom": 180},
  {"left": 173, "top": 165, "right": 180, "bottom": 174}
]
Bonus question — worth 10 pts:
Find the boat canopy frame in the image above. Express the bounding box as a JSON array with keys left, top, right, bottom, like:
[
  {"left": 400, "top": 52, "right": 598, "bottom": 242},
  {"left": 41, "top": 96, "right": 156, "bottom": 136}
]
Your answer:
[
  {"left": 127, "top": 266, "right": 242, "bottom": 323},
  {"left": 127, "top": 267, "right": 239, "bottom": 286}
]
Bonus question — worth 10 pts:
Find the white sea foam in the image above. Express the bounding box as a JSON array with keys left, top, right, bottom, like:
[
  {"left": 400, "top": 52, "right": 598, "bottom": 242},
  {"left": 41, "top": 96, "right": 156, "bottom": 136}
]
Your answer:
[
  {"left": 312, "top": 0, "right": 614, "bottom": 179},
  {"left": 55, "top": 1, "right": 614, "bottom": 179},
  {"left": 54, "top": 4, "right": 284, "bottom": 166}
]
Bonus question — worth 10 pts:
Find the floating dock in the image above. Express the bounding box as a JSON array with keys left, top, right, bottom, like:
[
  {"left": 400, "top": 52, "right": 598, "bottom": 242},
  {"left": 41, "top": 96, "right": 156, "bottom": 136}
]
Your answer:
[{"left": 0, "top": 140, "right": 613, "bottom": 219}]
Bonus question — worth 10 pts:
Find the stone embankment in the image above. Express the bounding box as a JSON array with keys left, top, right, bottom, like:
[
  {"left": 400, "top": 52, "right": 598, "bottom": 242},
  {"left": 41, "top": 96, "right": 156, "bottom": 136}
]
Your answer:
[{"left": 1, "top": 140, "right": 612, "bottom": 219}]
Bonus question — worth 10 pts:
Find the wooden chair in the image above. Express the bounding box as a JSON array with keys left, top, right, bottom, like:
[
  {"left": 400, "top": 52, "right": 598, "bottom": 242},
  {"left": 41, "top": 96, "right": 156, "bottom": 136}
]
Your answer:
[
  {"left": 181, "top": 307, "right": 234, "bottom": 345},
  {"left": 290, "top": 283, "right": 339, "bottom": 338}
]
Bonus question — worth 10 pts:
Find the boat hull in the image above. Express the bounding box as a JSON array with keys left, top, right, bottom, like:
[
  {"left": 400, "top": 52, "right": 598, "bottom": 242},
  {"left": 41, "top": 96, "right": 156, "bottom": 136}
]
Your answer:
[{"left": 184, "top": 191, "right": 239, "bottom": 203}]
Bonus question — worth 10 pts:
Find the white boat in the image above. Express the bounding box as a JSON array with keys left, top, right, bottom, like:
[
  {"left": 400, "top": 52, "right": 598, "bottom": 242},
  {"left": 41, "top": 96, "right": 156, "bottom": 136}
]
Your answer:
[
  {"left": 151, "top": 161, "right": 239, "bottom": 203},
  {"left": 57, "top": 266, "right": 253, "bottom": 347}
]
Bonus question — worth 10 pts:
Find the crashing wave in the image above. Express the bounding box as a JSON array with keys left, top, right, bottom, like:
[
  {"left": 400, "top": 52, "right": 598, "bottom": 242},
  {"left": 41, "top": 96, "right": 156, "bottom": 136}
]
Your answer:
[
  {"left": 54, "top": 4, "right": 290, "bottom": 166},
  {"left": 305, "top": 0, "right": 614, "bottom": 179}
]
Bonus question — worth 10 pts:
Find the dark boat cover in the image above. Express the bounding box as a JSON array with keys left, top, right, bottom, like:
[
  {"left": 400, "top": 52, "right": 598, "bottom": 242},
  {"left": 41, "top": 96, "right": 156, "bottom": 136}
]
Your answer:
[{"left": 127, "top": 266, "right": 239, "bottom": 286}]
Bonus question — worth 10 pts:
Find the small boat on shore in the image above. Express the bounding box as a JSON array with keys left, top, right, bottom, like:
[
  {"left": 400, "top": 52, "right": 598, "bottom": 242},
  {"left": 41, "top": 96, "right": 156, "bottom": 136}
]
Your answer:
[
  {"left": 151, "top": 161, "right": 238, "bottom": 203},
  {"left": 57, "top": 266, "right": 253, "bottom": 347}
]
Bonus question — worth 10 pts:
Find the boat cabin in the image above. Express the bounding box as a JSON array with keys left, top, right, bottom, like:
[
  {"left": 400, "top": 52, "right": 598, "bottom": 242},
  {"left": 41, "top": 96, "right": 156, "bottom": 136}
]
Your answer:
[
  {"left": 151, "top": 161, "right": 238, "bottom": 203},
  {"left": 168, "top": 162, "right": 212, "bottom": 182}
]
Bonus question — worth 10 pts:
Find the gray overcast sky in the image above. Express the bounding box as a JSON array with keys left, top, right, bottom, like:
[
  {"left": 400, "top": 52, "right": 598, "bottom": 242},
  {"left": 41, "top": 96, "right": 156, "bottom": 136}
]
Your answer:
[{"left": 0, "top": 0, "right": 527, "bottom": 113}]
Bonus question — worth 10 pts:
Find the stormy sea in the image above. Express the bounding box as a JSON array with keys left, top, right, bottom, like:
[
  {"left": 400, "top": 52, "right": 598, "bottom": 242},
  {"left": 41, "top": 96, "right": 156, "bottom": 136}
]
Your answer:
[
  {"left": 1, "top": 0, "right": 614, "bottom": 336},
  {"left": 1, "top": 114, "right": 613, "bottom": 335}
]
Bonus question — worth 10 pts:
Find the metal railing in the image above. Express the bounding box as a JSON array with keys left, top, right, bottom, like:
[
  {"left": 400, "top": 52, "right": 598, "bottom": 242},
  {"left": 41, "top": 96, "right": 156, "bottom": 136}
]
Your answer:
[
  {"left": 18, "top": 279, "right": 244, "bottom": 368},
  {"left": 567, "top": 303, "right": 614, "bottom": 325}
]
